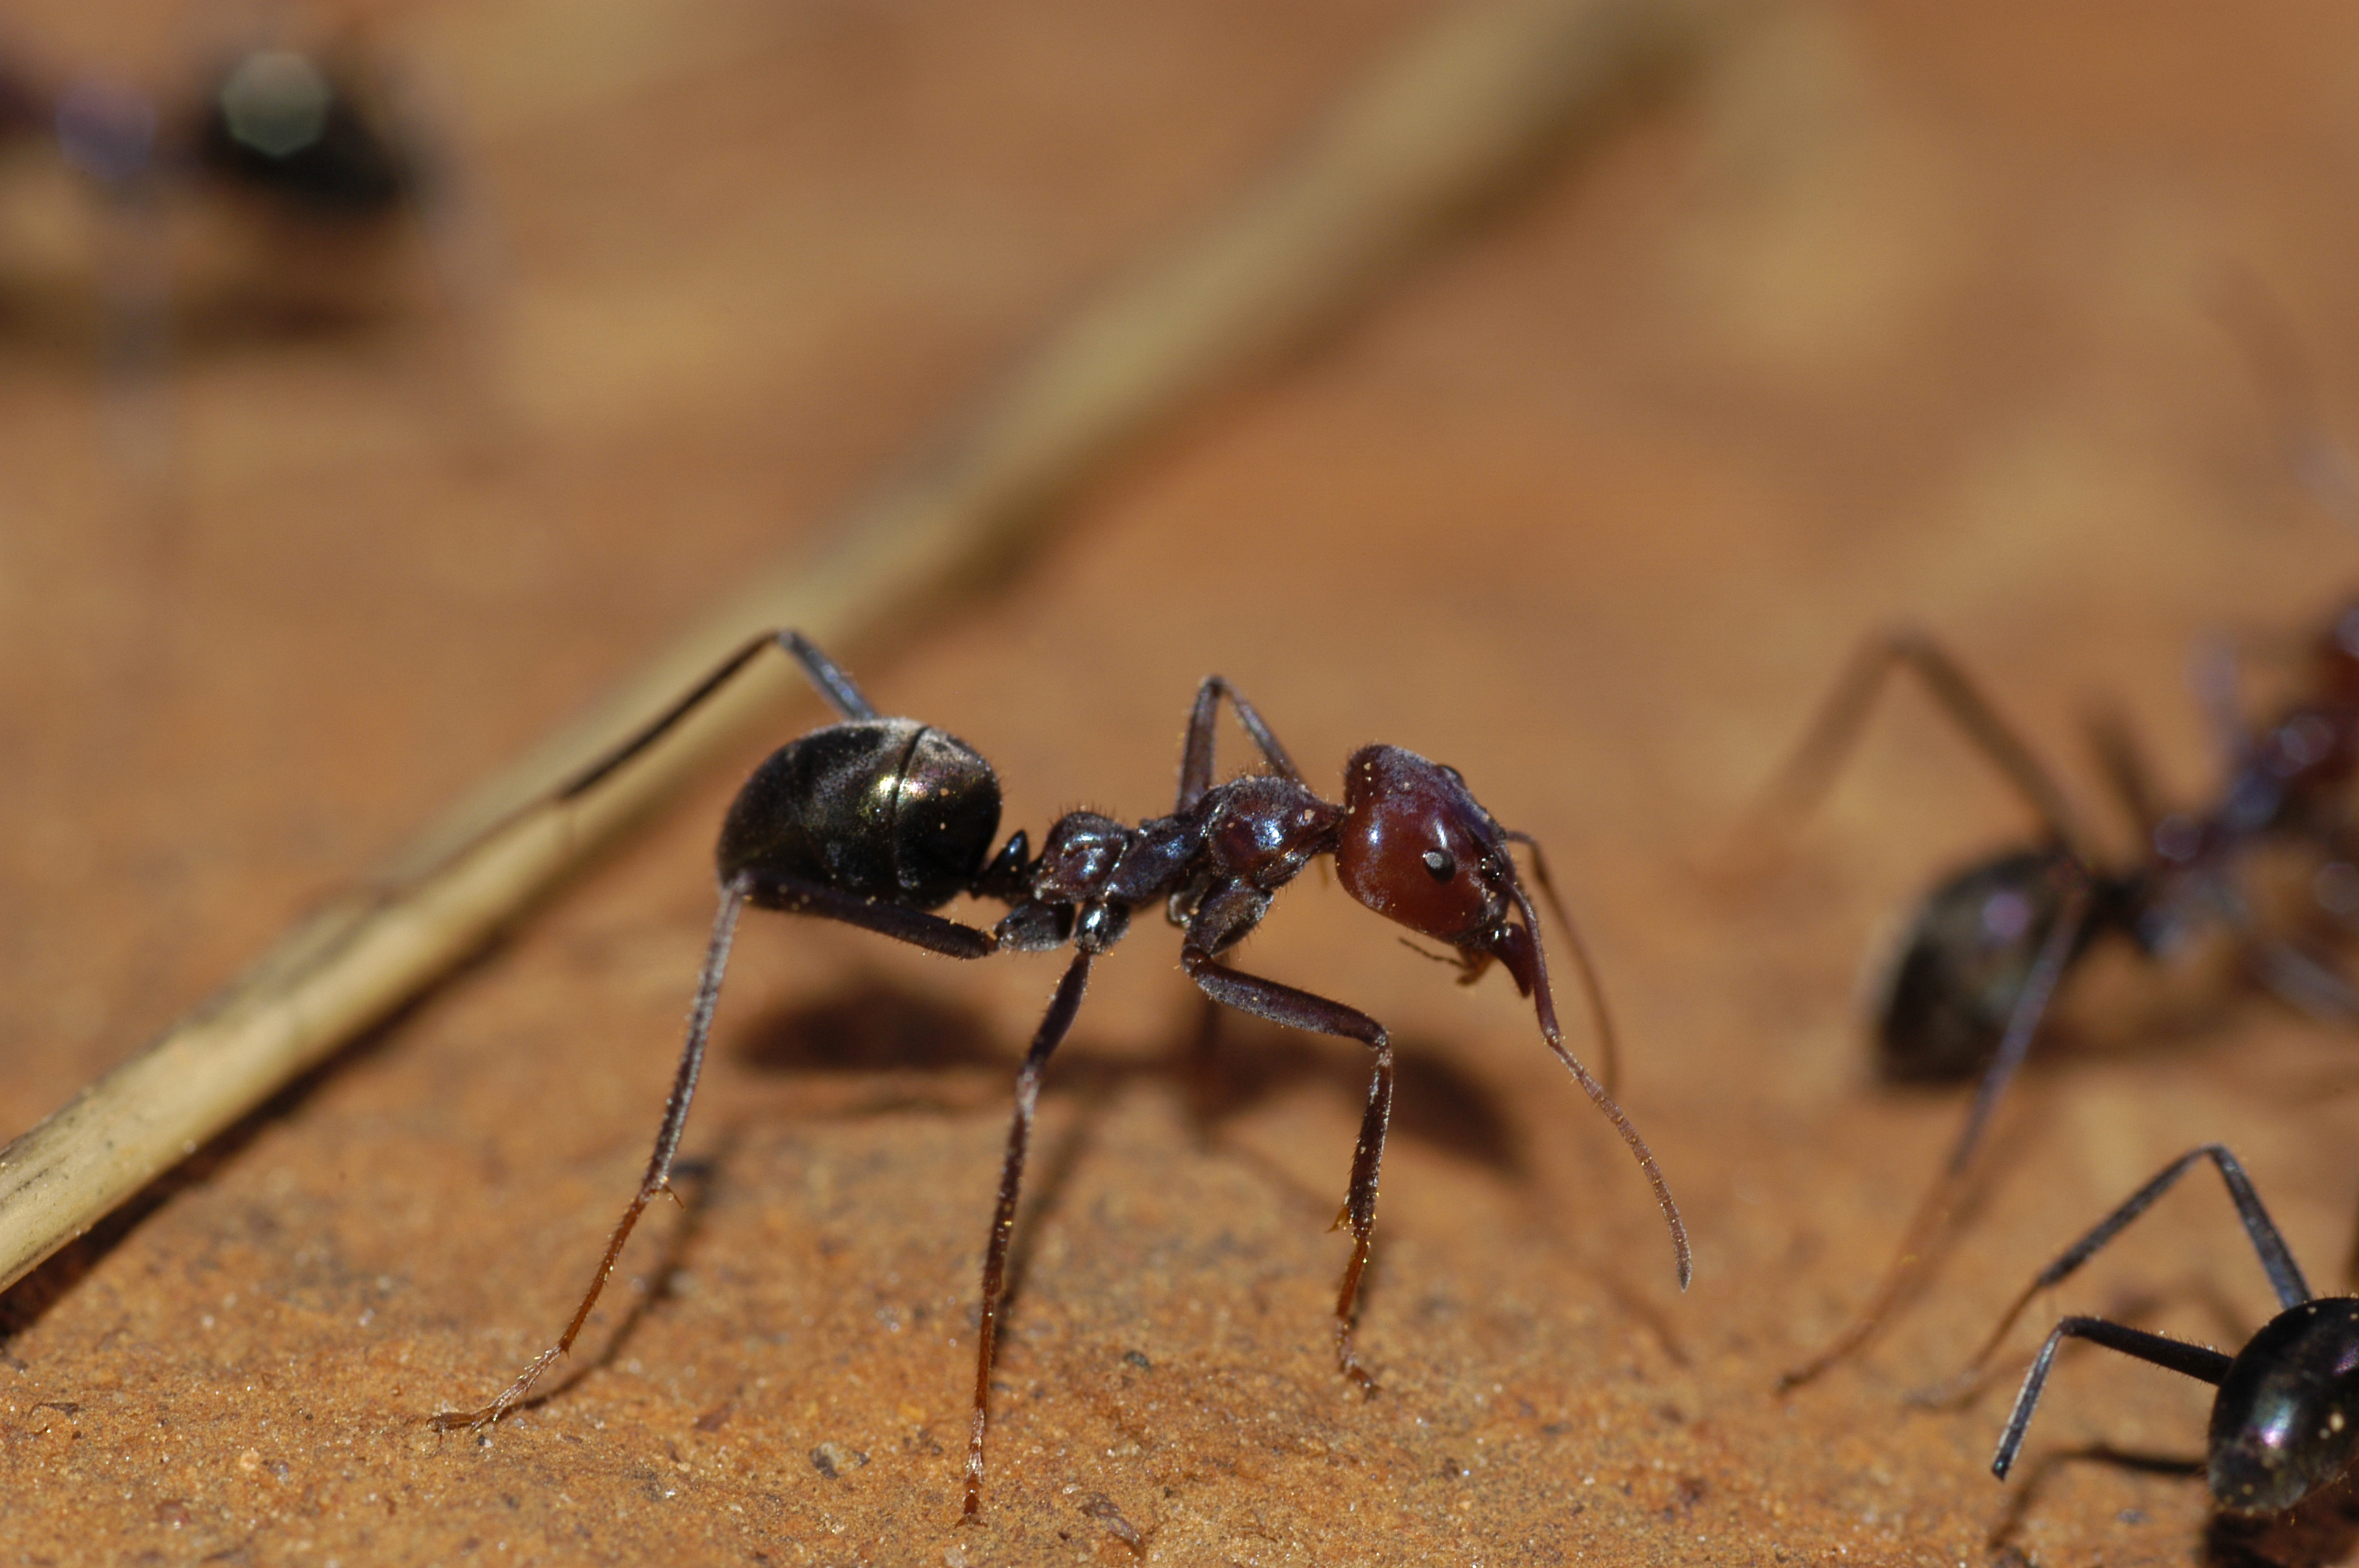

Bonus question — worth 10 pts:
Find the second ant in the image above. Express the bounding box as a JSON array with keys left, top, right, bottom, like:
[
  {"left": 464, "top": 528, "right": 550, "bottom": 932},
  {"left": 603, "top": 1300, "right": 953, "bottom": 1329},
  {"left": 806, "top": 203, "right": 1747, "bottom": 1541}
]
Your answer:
[{"left": 1751, "top": 610, "right": 2359, "bottom": 1390}]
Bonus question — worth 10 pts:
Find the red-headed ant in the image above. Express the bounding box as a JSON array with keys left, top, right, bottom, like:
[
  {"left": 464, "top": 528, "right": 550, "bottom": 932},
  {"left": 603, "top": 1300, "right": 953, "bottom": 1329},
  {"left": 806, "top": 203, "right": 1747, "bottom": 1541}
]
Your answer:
[
  {"left": 429, "top": 631, "right": 1690, "bottom": 1519},
  {"left": 1750, "top": 627, "right": 2359, "bottom": 1390},
  {"left": 1964, "top": 1144, "right": 2359, "bottom": 1517}
]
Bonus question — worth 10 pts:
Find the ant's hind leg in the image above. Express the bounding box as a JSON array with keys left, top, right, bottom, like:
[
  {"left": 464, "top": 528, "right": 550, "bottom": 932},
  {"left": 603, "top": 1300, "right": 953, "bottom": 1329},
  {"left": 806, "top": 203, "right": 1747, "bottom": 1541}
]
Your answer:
[
  {"left": 1739, "top": 627, "right": 2092, "bottom": 860},
  {"left": 431, "top": 877, "right": 752, "bottom": 1433},
  {"left": 741, "top": 870, "right": 1000, "bottom": 960},
  {"left": 1779, "top": 879, "right": 2091, "bottom": 1392},
  {"left": 1965, "top": 1145, "right": 2308, "bottom": 1388},
  {"left": 560, "top": 630, "right": 878, "bottom": 804}
]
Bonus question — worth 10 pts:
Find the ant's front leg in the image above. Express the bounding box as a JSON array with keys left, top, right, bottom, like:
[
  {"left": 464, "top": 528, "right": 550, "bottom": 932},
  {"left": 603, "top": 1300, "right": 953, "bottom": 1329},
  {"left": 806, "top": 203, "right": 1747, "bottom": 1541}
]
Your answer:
[
  {"left": 964, "top": 949, "right": 1095, "bottom": 1520},
  {"left": 1179, "top": 881, "right": 1393, "bottom": 1388}
]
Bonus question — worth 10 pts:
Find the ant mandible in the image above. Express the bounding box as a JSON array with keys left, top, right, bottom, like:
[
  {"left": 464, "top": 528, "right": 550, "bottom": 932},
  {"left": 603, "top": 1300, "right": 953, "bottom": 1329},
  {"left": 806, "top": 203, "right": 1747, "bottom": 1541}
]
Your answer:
[
  {"left": 430, "top": 630, "right": 1691, "bottom": 1519},
  {"left": 1962, "top": 1143, "right": 2359, "bottom": 1516},
  {"left": 1751, "top": 627, "right": 2359, "bottom": 1389}
]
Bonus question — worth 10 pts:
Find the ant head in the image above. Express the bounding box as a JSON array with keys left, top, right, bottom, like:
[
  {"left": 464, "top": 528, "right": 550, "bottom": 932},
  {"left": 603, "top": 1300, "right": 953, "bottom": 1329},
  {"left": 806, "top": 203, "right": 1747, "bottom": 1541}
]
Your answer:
[
  {"left": 2209, "top": 1298, "right": 2359, "bottom": 1514},
  {"left": 1334, "top": 745, "right": 1519, "bottom": 956},
  {"left": 1875, "top": 846, "right": 2084, "bottom": 1085},
  {"left": 1337, "top": 745, "right": 1690, "bottom": 1290}
]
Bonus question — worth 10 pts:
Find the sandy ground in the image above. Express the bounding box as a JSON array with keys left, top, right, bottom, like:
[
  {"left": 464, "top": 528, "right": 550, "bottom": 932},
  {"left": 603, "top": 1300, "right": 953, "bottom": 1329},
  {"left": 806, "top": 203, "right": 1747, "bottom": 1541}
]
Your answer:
[{"left": 8, "top": 2, "right": 2359, "bottom": 1563}]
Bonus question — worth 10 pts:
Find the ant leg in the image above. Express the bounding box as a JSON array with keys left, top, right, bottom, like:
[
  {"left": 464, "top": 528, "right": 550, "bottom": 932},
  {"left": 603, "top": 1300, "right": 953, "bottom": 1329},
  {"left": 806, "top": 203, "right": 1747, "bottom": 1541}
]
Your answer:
[
  {"left": 1738, "top": 627, "right": 2092, "bottom": 861},
  {"left": 561, "top": 630, "right": 878, "bottom": 803},
  {"left": 2240, "top": 935, "right": 2359, "bottom": 1025},
  {"left": 1501, "top": 829, "right": 1623, "bottom": 1098},
  {"left": 1176, "top": 676, "right": 1307, "bottom": 809},
  {"left": 2210, "top": 267, "right": 2359, "bottom": 535},
  {"left": 1187, "top": 948, "right": 1394, "bottom": 1387},
  {"left": 431, "top": 876, "right": 752, "bottom": 1433},
  {"left": 2187, "top": 636, "right": 2255, "bottom": 780},
  {"left": 1779, "top": 876, "right": 2092, "bottom": 1391},
  {"left": 1179, "top": 881, "right": 1394, "bottom": 1386},
  {"left": 1957, "top": 1144, "right": 2306, "bottom": 1392},
  {"left": 2198, "top": 874, "right": 2359, "bottom": 1025},
  {"left": 2344, "top": 1179, "right": 2359, "bottom": 1298},
  {"left": 965, "top": 949, "right": 1096, "bottom": 1521},
  {"left": 1992, "top": 1316, "right": 2232, "bottom": 1482},
  {"left": 742, "top": 870, "right": 1000, "bottom": 959},
  {"left": 2083, "top": 702, "right": 2168, "bottom": 845}
]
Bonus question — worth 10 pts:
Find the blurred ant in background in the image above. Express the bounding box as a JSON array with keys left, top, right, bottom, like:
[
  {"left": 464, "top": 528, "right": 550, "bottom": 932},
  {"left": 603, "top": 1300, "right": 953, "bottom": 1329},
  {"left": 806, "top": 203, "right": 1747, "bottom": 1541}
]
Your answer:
[
  {"left": 1748, "top": 619, "right": 2359, "bottom": 1392},
  {"left": 0, "top": 20, "right": 493, "bottom": 485},
  {"left": 1751, "top": 292, "right": 2359, "bottom": 1389}
]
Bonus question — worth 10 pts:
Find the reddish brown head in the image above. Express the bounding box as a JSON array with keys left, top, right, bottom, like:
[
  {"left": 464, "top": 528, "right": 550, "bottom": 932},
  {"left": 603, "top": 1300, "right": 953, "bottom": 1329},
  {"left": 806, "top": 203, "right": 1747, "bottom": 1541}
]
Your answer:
[
  {"left": 1333, "top": 743, "right": 1690, "bottom": 1289},
  {"left": 1334, "top": 745, "right": 1526, "bottom": 972}
]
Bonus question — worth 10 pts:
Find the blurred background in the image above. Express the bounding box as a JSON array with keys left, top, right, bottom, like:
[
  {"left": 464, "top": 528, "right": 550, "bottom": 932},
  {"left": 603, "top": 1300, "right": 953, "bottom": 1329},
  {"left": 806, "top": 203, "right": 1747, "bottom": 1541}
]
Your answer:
[{"left": 6, "top": 1, "right": 2359, "bottom": 1561}]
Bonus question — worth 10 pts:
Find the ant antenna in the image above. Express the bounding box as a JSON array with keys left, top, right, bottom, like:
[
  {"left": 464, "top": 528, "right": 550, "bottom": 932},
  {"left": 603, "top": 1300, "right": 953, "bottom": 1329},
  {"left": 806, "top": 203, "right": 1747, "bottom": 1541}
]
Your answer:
[
  {"left": 1506, "top": 874, "right": 1689, "bottom": 1290},
  {"left": 1503, "top": 829, "right": 1623, "bottom": 1097}
]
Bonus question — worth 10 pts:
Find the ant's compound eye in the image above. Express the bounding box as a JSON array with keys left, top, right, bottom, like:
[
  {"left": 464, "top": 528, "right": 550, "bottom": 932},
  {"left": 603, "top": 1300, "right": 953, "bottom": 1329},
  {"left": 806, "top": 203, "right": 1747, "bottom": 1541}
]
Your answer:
[{"left": 1422, "top": 849, "right": 1456, "bottom": 882}]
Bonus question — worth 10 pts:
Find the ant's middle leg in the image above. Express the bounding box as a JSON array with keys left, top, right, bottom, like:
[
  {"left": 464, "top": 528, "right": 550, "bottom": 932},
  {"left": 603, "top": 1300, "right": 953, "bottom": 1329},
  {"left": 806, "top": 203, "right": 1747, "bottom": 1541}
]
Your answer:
[
  {"left": 965, "top": 949, "right": 1096, "bottom": 1520},
  {"left": 1179, "top": 882, "right": 1394, "bottom": 1387},
  {"left": 1177, "top": 676, "right": 1307, "bottom": 809},
  {"left": 2083, "top": 700, "right": 2168, "bottom": 845},
  {"left": 742, "top": 870, "right": 1001, "bottom": 960}
]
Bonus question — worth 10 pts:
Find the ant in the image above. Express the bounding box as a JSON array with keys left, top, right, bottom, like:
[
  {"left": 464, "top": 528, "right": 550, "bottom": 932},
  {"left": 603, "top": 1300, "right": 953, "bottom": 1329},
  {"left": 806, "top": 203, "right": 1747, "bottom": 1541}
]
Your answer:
[
  {"left": 7, "top": 32, "right": 425, "bottom": 267},
  {"left": 47, "top": 45, "right": 419, "bottom": 217},
  {"left": 428, "top": 630, "right": 1691, "bottom": 1519},
  {"left": 1961, "top": 1143, "right": 2359, "bottom": 1517},
  {"left": 1750, "top": 625, "right": 2359, "bottom": 1389},
  {"left": 0, "top": 27, "right": 456, "bottom": 376}
]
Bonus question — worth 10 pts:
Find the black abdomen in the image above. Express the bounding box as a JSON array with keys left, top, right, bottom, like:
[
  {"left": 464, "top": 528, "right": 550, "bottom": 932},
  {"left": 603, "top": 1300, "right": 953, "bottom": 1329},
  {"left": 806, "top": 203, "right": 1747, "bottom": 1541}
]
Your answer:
[
  {"left": 1876, "top": 848, "right": 2081, "bottom": 1083},
  {"left": 717, "top": 720, "right": 1001, "bottom": 910}
]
